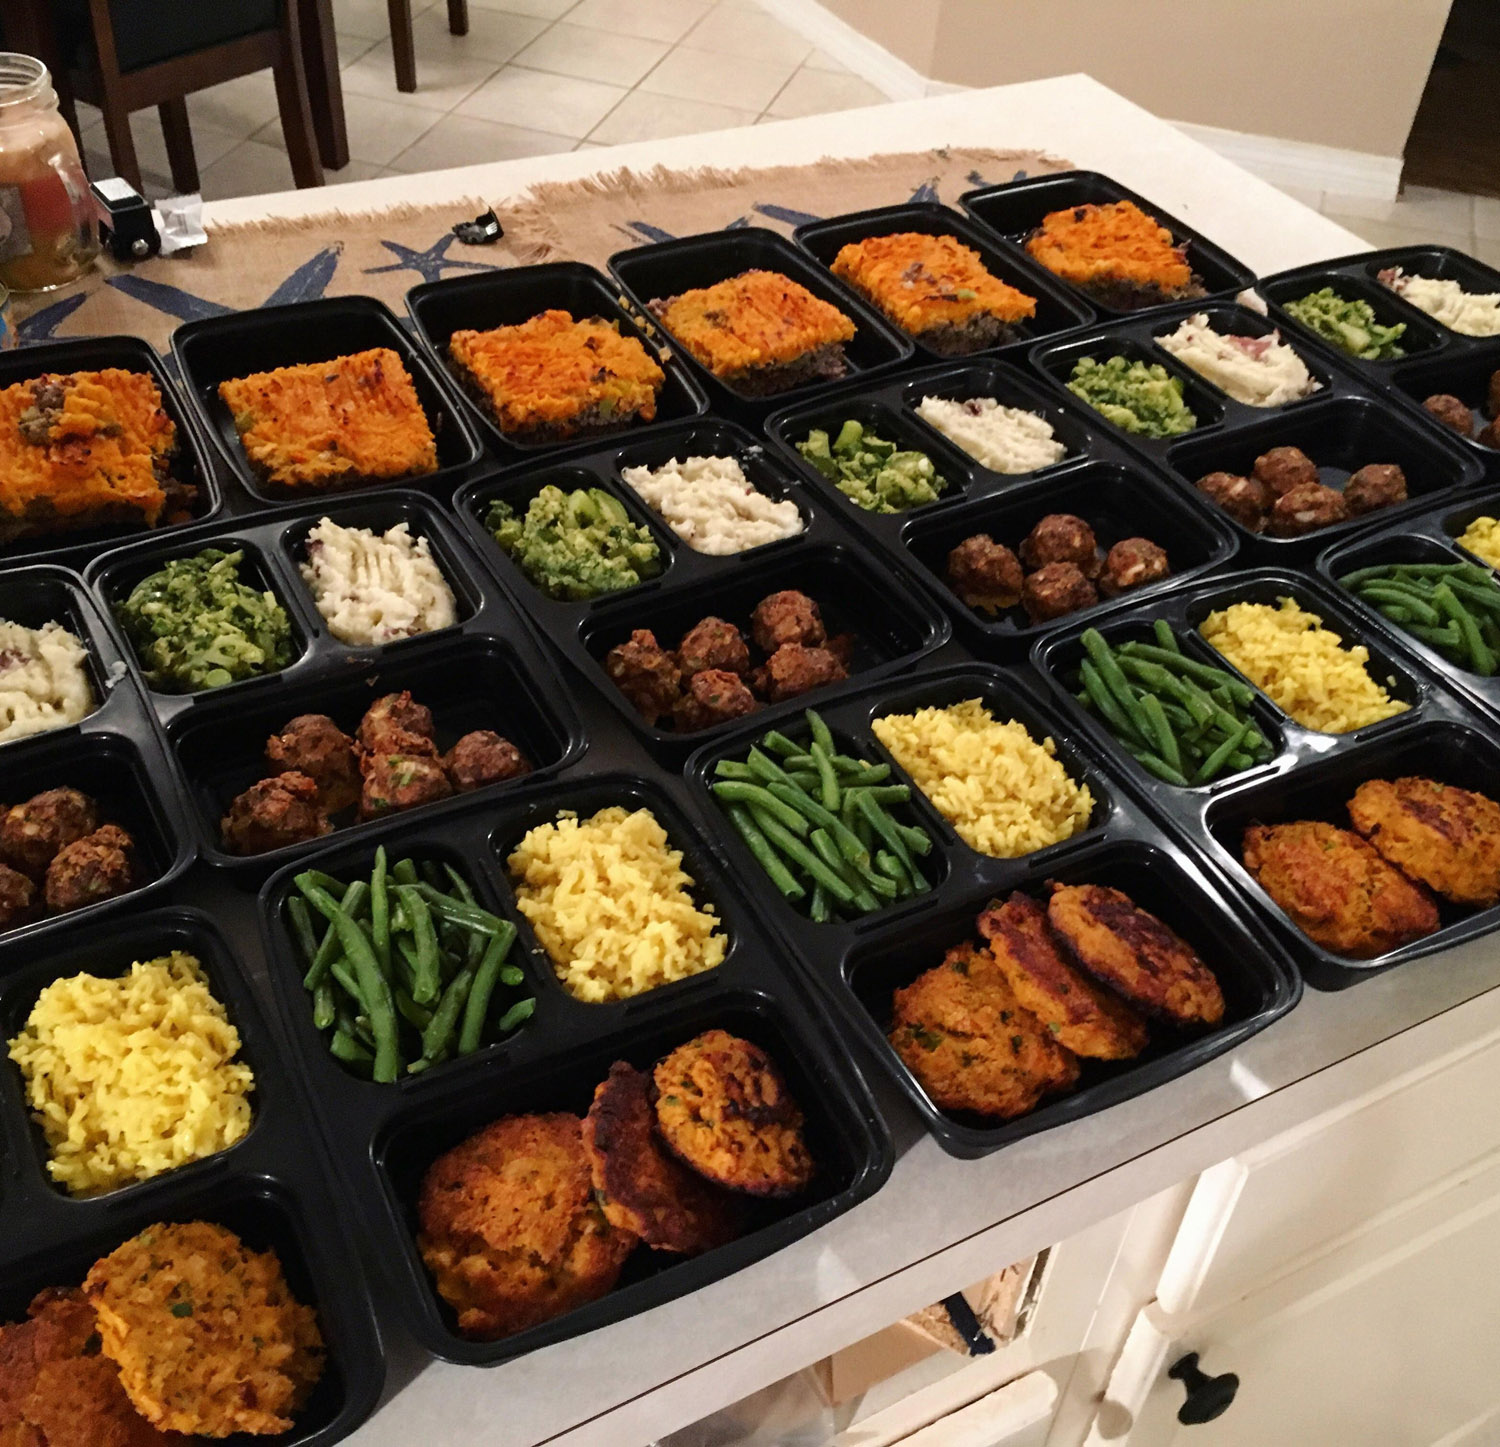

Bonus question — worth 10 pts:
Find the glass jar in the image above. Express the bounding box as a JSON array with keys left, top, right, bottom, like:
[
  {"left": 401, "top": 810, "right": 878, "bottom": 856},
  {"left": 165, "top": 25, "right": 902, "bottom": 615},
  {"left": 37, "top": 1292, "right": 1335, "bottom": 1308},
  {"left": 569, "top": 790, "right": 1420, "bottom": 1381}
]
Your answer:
[{"left": 0, "top": 53, "right": 98, "bottom": 293}]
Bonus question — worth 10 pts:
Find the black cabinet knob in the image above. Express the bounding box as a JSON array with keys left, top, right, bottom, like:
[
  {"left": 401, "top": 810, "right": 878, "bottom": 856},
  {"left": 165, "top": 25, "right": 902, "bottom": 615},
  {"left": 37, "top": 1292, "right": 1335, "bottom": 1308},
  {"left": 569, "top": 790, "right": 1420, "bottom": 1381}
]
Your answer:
[{"left": 1168, "top": 1351, "right": 1240, "bottom": 1425}]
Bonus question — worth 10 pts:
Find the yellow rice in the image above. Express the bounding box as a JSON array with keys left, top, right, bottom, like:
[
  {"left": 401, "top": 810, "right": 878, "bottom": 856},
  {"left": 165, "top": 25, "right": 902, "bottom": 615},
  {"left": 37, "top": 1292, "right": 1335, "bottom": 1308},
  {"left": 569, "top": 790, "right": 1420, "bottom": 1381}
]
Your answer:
[
  {"left": 507, "top": 805, "right": 727, "bottom": 1003},
  {"left": 6, "top": 951, "right": 255, "bottom": 1197},
  {"left": 1199, "top": 596, "right": 1407, "bottom": 733},
  {"left": 1456, "top": 515, "right": 1500, "bottom": 571},
  {"left": 871, "top": 698, "right": 1094, "bottom": 858}
]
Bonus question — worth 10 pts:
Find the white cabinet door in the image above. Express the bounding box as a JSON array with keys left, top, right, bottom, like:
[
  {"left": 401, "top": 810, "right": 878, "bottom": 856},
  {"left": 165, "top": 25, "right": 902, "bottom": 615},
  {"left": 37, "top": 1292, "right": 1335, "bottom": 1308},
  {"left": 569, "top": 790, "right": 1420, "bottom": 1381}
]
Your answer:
[{"left": 1093, "top": 1156, "right": 1500, "bottom": 1446}]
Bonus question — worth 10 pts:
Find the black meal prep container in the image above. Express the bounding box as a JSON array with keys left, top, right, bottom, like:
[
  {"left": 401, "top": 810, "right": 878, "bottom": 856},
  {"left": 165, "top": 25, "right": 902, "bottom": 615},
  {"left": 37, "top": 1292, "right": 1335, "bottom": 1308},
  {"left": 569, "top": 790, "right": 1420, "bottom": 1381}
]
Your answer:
[
  {"left": 0, "top": 334, "right": 220, "bottom": 573},
  {"left": 452, "top": 417, "right": 951, "bottom": 763},
  {"left": 83, "top": 488, "right": 586, "bottom": 880},
  {"left": 790, "top": 201, "right": 1096, "bottom": 359},
  {"left": 1388, "top": 334, "right": 1500, "bottom": 483},
  {"left": 253, "top": 774, "right": 895, "bottom": 1366},
  {"left": 1317, "top": 490, "right": 1500, "bottom": 726},
  {"left": 171, "top": 294, "right": 484, "bottom": 508},
  {"left": 1029, "top": 301, "right": 1486, "bottom": 564},
  {"left": 958, "top": 169, "right": 1256, "bottom": 317},
  {"left": 405, "top": 260, "right": 710, "bottom": 464},
  {"left": 1031, "top": 566, "right": 1493, "bottom": 989},
  {"left": 762, "top": 358, "right": 1238, "bottom": 659},
  {"left": 0, "top": 564, "right": 195, "bottom": 954},
  {"left": 0, "top": 906, "right": 386, "bottom": 1446},
  {"left": 606, "top": 226, "right": 915, "bottom": 423},
  {"left": 683, "top": 662, "right": 1300, "bottom": 1159}
]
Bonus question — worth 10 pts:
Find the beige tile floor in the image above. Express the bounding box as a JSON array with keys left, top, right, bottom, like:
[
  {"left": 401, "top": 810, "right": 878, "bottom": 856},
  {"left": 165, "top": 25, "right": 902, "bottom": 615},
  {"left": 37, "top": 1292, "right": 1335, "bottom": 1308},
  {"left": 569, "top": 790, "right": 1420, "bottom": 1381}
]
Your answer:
[{"left": 73, "top": 0, "right": 1499, "bottom": 263}]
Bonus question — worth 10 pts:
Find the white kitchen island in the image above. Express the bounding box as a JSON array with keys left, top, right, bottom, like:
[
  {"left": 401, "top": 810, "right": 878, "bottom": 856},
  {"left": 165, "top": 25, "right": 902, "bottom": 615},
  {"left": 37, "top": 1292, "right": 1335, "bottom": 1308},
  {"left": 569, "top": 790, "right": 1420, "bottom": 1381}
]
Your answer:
[{"left": 212, "top": 75, "right": 1500, "bottom": 1447}]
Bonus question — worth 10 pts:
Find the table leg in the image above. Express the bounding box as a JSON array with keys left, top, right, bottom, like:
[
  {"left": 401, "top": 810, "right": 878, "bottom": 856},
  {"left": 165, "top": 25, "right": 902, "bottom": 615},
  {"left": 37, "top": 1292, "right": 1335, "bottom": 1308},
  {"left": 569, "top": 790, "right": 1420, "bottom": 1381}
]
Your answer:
[{"left": 299, "top": 0, "right": 349, "bottom": 170}]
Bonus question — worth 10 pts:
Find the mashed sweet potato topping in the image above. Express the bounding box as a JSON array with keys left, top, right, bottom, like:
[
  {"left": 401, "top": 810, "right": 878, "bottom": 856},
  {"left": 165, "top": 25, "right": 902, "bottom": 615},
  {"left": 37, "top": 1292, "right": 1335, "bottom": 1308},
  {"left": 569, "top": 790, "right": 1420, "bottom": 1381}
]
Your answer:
[
  {"left": 0, "top": 369, "right": 178, "bottom": 537},
  {"left": 219, "top": 347, "right": 437, "bottom": 490},
  {"left": 448, "top": 310, "right": 664, "bottom": 437},
  {"left": 832, "top": 232, "right": 1037, "bottom": 332},
  {"left": 653, "top": 269, "right": 855, "bottom": 378},
  {"left": 1026, "top": 201, "right": 1194, "bottom": 291}
]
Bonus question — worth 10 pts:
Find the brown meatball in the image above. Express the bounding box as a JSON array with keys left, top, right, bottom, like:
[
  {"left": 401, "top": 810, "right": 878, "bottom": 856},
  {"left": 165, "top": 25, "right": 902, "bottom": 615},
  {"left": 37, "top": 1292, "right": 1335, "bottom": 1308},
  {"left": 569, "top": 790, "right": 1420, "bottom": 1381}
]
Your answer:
[
  {"left": 1487, "top": 367, "right": 1500, "bottom": 420},
  {"left": 1478, "top": 418, "right": 1500, "bottom": 450},
  {"left": 750, "top": 591, "right": 826, "bottom": 653},
  {"left": 1253, "top": 446, "right": 1319, "bottom": 498},
  {"left": 764, "top": 644, "right": 849, "bottom": 702},
  {"left": 443, "top": 731, "right": 530, "bottom": 791},
  {"left": 605, "top": 628, "right": 682, "bottom": 726},
  {"left": 1019, "top": 514, "right": 1100, "bottom": 577},
  {"left": 946, "top": 534, "right": 1024, "bottom": 613},
  {"left": 1099, "top": 538, "right": 1170, "bottom": 597},
  {"left": 1, "top": 788, "right": 101, "bottom": 879},
  {"left": 1267, "top": 482, "right": 1349, "bottom": 537},
  {"left": 1196, "top": 470, "right": 1271, "bottom": 532},
  {"left": 1343, "top": 463, "right": 1408, "bottom": 517},
  {"left": 1021, "top": 562, "right": 1098, "bottom": 623},
  {"left": 221, "top": 773, "right": 331, "bottom": 856},
  {"left": 266, "top": 713, "right": 360, "bottom": 814},
  {"left": 1423, "top": 393, "right": 1475, "bottom": 437},
  {"left": 44, "top": 824, "right": 134, "bottom": 913},
  {"left": 360, "top": 754, "right": 454, "bottom": 820},
  {"left": 678, "top": 617, "right": 750, "bottom": 678},
  {"left": 673, "top": 669, "right": 759, "bottom": 732},
  {"left": 0, "top": 861, "right": 39, "bottom": 929},
  {"left": 358, "top": 692, "right": 437, "bottom": 757}
]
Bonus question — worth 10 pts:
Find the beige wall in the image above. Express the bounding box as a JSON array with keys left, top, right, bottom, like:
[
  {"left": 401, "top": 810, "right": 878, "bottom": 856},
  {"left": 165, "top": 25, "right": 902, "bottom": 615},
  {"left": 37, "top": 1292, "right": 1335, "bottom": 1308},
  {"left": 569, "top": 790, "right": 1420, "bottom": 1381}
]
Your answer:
[{"left": 823, "top": 0, "right": 1452, "bottom": 158}]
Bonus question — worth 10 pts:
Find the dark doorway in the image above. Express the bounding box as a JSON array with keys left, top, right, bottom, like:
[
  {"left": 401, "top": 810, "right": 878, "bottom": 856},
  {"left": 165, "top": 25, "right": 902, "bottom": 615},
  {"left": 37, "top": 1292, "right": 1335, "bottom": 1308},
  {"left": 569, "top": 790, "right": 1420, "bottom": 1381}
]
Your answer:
[{"left": 1404, "top": 0, "right": 1500, "bottom": 198}]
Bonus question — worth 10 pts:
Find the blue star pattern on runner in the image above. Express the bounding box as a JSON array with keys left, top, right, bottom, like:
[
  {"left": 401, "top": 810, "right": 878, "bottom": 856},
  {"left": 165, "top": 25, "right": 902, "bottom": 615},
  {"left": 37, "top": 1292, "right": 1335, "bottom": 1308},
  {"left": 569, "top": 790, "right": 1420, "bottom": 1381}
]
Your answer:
[{"left": 363, "top": 233, "right": 500, "bottom": 283}]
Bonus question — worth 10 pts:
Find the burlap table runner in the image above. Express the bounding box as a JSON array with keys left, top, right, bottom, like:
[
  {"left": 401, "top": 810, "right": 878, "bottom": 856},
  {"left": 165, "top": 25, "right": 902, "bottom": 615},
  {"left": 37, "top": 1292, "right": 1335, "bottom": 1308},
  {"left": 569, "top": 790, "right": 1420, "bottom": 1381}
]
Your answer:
[{"left": 11, "top": 147, "right": 1071, "bottom": 352}]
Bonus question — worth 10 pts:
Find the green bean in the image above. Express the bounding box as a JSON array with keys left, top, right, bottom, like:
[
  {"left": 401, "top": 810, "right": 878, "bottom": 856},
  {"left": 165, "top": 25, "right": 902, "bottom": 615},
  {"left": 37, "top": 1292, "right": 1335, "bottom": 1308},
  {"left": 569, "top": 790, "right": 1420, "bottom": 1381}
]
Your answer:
[
  {"left": 1433, "top": 584, "right": 1496, "bottom": 674},
  {"left": 394, "top": 987, "right": 433, "bottom": 1030},
  {"left": 330, "top": 1030, "right": 373, "bottom": 1066},
  {"left": 1140, "top": 693, "right": 1182, "bottom": 773},
  {"left": 711, "top": 780, "right": 810, "bottom": 835},
  {"left": 855, "top": 790, "right": 927, "bottom": 893},
  {"left": 1406, "top": 621, "right": 1464, "bottom": 650},
  {"left": 843, "top": 761, "right": 890, "bottom": 784},
  {"left": 804, "top": 708, "right": 834, "bottom": 753},
  {"left": 875, "top": 849, "right": 907, "bottom": 885},
  {"left": 1357, "top": 584, "right": 1443, "bottom": 624},
  {"left": 330, "top": 958, "right": 363, "bottom": 1007},
  {"left": 1372, "top": 603, "right": 1415, "bottom": 624},
  {"left": 1153, "top": 619, "right": 1182, "bottom": 654},
  {"left": 1192, "top": 717, "right": 1250, "bottom": 785},
  {"left": 1444, "top": 578, "right": 1500, "bottom": 616},
  {"left": 751, "top": 809, "right": 858, "bottom": 904},
  {"left": 392, "top": 857, "right": 420, "bottom": 887},
  {"left": 459, "top": 926, "right": 518, "bottom": 1055},
  {"left": 857, "top": 784, "right": 911, "bottom": 804},
  {"left": 442, "top": 864, "right": 477, "bottom": 907},
  {"left": 297, "top": 869, "right": 348, "bottom": 899},
  {"left": 1125, "top": 746, "right": 1190, "bottom": 787},
  {"left": 714, "top": 759, "right": 757, "bottom": 781},
  {"left": 745, "top": 746, "right": 794, "bottom": 786},
  {"left": 808, "top": 884, "right": 831, "bottom": 923},
  {"left": 1082, "top": 630, "right": 1155, "bottom": 741},
  {"left": 765, "top": 782, "right": 868, "bottom": 865},
  {"left": 831, "top": 754, "right": 870, "bottom": 778},
  {"left": 312, "top": 980, "right": 336, "bottom": 1031},
  {"left": 1119, "top": 642, "right": 1256, "bottom": 702},
  {"left": 786, "top": 771, "right": 821, "bottom": 792},
  {"left": 301, "top": 882, "right": 401, "bottom": 1082},
  {"left": 810, "top": 740, "right": 841, "bottom": 811},
  {"left": 369, "top": 846, "right": 391, "bottom": 976},
  {"left": 898, "top": 823, "right": 933, "bottom": 856},
  {"left": 780, "top": 753, "right": 816, "bottom": 769},
  {"left": 411, "top": 883, "right": 509, "bottom": 936},
  {"left": 726, "top": 803, "right": 806, "bottom": 901},
  {"left": 396, "top": 885, "right": 442, "bottom": 1005},
  {"left": 287, "top": 896, "right": 321, "bottom": 968},
  {"left": 1079, "top": 658, "right": 1146, "bottom": 744},
  {"left": 759, "top": 729, "right": 803, "bottom": 758},
  {"left": 421, "top": 966, "right": 475, "bottom": 1061},
  {"left": 500, "top": 963, "right": 524, "bottom": 987},
  {"left": 300, "top": 909, "right": 343, "bottom": 990},
  {"left": 495, "top": 998, "right": 536, "bottom": 1034}
]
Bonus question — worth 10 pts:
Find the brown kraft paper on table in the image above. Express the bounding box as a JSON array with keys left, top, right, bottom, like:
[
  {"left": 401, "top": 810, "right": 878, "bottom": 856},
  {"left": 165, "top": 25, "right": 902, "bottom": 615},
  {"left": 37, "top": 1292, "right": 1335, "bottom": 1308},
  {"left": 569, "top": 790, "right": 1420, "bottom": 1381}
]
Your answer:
[{"left": 9, "top": 147, "right": 1072, "bottom": 353}]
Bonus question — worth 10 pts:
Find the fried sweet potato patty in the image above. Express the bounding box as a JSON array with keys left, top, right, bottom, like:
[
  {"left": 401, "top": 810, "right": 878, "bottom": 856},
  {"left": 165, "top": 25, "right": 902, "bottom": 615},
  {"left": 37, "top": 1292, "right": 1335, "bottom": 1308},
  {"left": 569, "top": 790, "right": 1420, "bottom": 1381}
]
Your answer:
[
  {"left": 1243, "top": 820, "right": 1441, "bottom": 957},
  {"left": 448, "top": 310, "right": 664, "bottom": 441},
  {"left": 976, "top": 892, "right": 1148, "bottom": 1060},
  {"left": 418, "top": 1113, "right": 637, "bottom": 1341},
  {"left": 1047, "top": 883, "right": 1225, "bottom": 1026},
  {"left": 890, "top": 943, "right": 1079, "bottom": 1119},
  {"left": 0, "top": 1287, "right": 188, "bottom": 1447},
  {"left": 218, "top": 347, "right": 437, "bottom": 490},
  {"left": 1025, "top": 202, "right": 1197, "bottom": 300},
  {"left": 0, "top": 370, "right": 179, "bottom": 541},
  {"left": 652, "top": 1029, "right": 813, "bottom": 1196},
  {"left": 583, "top": 1061, "right": 743, "bottom": 1254},
  {"left": 831, "top": 232, "right": 1036, "bottom": 350},
  {"left": 1348, "top": 776, "right": 1500, "bottom": 908},
  {"left": 83, "top": 1221, "right": 324, "bottom": 1438},
  {"left": 651, "top": 270, "right": 856, "bottom": 385}
]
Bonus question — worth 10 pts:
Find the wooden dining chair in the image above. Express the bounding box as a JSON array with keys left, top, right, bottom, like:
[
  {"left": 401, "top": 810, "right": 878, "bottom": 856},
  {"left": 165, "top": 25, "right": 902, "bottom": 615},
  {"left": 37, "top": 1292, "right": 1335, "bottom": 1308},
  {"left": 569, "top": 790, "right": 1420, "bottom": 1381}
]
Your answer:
[
  {"left": 388, "top": 0, "right": 470, "bottom": 93},
  {"left": 60, "top": 0, "right": 323, "bottom": 193}
]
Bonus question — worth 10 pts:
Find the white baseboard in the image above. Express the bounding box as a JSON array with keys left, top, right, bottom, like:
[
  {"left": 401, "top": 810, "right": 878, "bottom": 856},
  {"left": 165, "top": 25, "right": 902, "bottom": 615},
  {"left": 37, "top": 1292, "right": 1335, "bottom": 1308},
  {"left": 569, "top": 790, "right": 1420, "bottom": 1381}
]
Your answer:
[
  {"left": 752, "top": 0, "right": 931, "bottom": 101},
  {"left": 1173, "top": 121, "right": 1402, "bottom": 201}
]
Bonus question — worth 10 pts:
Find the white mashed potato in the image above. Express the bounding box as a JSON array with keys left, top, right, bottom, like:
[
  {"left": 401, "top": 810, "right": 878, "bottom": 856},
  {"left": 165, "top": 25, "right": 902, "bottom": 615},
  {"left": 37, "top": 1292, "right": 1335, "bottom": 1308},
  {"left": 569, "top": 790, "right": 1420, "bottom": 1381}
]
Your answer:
[
  {"left": 914, "top": 396, "right": 1067, "bottom": 474},
  {"left": 1157, "top": 313, "right": 1321, "bottom": 407},
  {"left": 1381, "top": 268, "right": 1500, "bottom": 338},
  {"left": 619, "top": 453, "right": 803, "bottom": 555},
  {"left": 299, "top": 517, "right": 456, "bottom": 646},
  {"left": 0, "top": 618, "right": 94, "bottom": 743}
]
